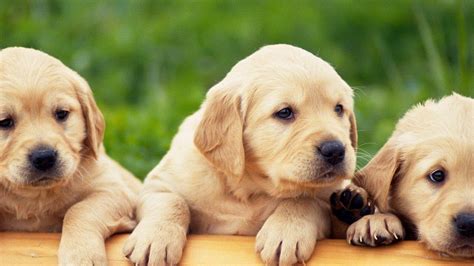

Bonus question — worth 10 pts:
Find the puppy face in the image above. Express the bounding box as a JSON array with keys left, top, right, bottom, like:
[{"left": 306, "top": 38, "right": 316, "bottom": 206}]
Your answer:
[
  {"left": 195, "top": 44, "right": 356, "bottom": 195},
  {"left": 356, "top": 94, "right": 474, "bottom": 258},
  {"left": 0, "top": 47, "right": 104, "bottom": 188}
]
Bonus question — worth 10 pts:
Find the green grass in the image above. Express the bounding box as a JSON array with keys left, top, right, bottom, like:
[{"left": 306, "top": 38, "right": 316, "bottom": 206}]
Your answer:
[{"left": 1, "top": 0, "right": 473, "bottom": 178}]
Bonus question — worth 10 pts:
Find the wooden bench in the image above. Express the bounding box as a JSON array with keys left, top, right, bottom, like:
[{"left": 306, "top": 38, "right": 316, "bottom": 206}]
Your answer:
[{"left": 0, "top": 233, "right": 472, "bottom": 265}]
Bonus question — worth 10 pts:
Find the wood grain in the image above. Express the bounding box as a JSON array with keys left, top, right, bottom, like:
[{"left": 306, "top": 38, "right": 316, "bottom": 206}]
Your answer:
[{"left": 0, "top": 233, "right": 472, "bottom": 265}]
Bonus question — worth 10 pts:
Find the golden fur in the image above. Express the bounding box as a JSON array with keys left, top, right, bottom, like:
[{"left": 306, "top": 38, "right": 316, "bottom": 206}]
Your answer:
[
  {"left": 124, "top": 44, "right": 357, "bottom": 265},
  {"left": 0, "top": 47, "right": 142, "bottom": 264},
  {"left": 351, "top": 93, "right": 474, "bottom": 258}
]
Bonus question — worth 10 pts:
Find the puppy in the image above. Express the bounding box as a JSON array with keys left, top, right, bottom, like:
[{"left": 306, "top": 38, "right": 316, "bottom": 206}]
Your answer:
[
  {"left": 124, "top": 44, "right": 358, "bottom": 265},
  {"left": 337, "top": 94, "right": 474, "bottom": 258},
  {"left": 0, "top": 47, "right": 142, "bottom": 265}
]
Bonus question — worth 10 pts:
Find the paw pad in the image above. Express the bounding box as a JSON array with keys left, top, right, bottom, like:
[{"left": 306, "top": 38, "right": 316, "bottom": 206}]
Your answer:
[{"left": 330, "top": 187, "right": 375, "bottom": 224}]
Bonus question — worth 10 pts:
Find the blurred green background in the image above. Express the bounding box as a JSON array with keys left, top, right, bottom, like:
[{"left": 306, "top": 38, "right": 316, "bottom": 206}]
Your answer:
[{"left": 1, "top": 0, "right": 473, "bottom": 179}]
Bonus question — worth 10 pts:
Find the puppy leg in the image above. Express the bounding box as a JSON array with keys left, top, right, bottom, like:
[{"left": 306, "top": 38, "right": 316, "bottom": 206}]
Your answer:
[
  {"left": 123, "top": 186, "right": 190, "bottom": 266},
  {"left": 58, "top": 192, "right": 136, "bottom": 266},
  {"left": 347, "top": 213, "right": 405, "bottom": 246},
  {"left": 256, "top": 198, "right": 330, "bottom": 266}
]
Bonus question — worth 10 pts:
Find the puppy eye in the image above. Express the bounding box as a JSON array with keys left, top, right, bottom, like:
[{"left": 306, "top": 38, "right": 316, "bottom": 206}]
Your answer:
[
  {"left": 428, "top": 169, "right": 445, "bottom": 183},
  {"left": 275, "top": 107, "right": 294, "bottom": 120},
  {"left": 55, "top": 110, "right": 70, "bottom": 122},
  {"left": 334, "top": 104, "right": 344, "bottom": 116},
  {"left": 0, "top": 117, "right": 14, "bottom": 129}
]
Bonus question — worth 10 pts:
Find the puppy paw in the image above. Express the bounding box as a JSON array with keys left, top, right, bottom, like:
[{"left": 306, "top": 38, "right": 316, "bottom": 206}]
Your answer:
[
  {"left": 330, "top": 184, "right": 375, "bottom": 224},
  {"left": 58, "top": 237, "right": 107, "bottom": 266},
  {"left": 256, "top": 217, "right": 317, "bottom": 266},
  {"left": 123, "top": 220, "right": 187, "bottom": 266},
  {"left": 347, "top": 213, "right": 405, "bottom": 247}
]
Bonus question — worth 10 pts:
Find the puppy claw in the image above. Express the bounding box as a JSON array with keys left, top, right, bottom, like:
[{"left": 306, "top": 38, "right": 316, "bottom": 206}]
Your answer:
[
  {"left": 256, "top": 214, "right": 317, "bottom": 266},
  {"left": 374, "top": 235, "right": 388, "bottom": 245},
  {"left": 124, "top": 221, "right": 187, "bottom": 266},
  {"left": 347, "top": 213, "right": 405, "bottom": 247}
]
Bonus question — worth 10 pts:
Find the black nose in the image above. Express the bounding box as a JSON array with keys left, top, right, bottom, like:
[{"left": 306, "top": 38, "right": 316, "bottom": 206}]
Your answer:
[
  {"left": 318, "top": 140, "right": 345, "bottom": 165},
  {"left": 29, "top": 148, "right": 58, "bottom": 171},
  {"left": 456, "top": 213, "right": 474, "bottom": 238}
]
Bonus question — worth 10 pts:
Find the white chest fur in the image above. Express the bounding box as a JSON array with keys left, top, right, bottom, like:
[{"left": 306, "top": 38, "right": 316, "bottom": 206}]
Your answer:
[
  {"left": 0, "top": 185, "right": 81, "bottom": 232},
  {"left": 188, "top": 193, "right": 280, "bottom": 235}
]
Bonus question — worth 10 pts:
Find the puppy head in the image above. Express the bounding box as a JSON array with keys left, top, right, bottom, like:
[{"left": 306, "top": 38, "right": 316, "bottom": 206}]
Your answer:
[
  {"left": 355, "top": 93, "right": 474, "bottom": 258},
  {"left": 0, "top": 47, "right": 104, "bottom": 188},
  {"left": 195, "top": 44, "right": 357, "bottom": 196}
]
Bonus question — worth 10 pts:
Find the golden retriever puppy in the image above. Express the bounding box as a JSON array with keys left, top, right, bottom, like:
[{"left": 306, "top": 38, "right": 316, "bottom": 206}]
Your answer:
[
  {"left": 0, "top": 47, "right": 142, "bottom": 265},
  {"left": 124, "top": 44, "right": 358, "bottom": 265},
  {"left": 342, "top": 93, "right": 474, "bottom": 258}
]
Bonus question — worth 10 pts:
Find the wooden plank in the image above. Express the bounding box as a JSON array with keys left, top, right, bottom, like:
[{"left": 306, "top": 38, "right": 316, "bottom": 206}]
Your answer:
[{"left": 0, "top": 233, "right": 472, "bottom": 265}]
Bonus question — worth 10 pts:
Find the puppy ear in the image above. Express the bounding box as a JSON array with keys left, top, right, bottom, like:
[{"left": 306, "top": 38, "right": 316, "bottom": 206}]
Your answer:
[
  {"left": 354, "top": 137, "right": 400, "bottom": 212},
  {"left": 194, "top": 83, "right": 244, "bottom": 178},
  {"left": 349, "top": 112, "right": 358, "bottom": 150},
  {"left": 71, "top": 72, "right": 105, "bottom": 159}
]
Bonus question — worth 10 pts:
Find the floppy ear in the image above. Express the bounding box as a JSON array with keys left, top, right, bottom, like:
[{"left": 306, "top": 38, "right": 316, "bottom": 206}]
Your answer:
[
  {"left": 349, "top": 112, "right": 358, "bottom": 150},
  {"left": 194, "top": 83, "right": 244, "bottom": 178},
  {"left": 70, "top": 72, "right": 105, "bottom": 159},
  {"left": 354, "top": 137, "right": 400, "bottom": 212}
]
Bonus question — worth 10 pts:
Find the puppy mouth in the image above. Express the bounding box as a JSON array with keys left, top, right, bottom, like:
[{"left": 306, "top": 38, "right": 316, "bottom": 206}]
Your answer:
[
  {"left": 446, "top": 246, "right": 474, "bottom": 258},
  {"left": 318, "top": 171, "right": 336, "bottom": 179},
  {"left": 450, "top": 243, "right": 474, "bottom": 250},
  {"left": 295, "top": 169, "right": 346, "bottom": 187},
  {"left": 440, "top": 242, "right": 474, "bottom": 258},
  {"left": 20, "top": 157, "right": 68, "bottom": 187},
  {"left": 314, "top": 166, "right": 349, "bottom": 180},
  {"left": 24, "top": 175, "right": 62, "bottom": 187},
  {"left": 20, "top": 167, "right": 66, "bottom": 187}
]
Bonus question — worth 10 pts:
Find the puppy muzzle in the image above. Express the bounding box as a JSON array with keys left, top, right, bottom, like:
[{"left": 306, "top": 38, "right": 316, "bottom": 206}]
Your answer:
[{"left": 25, "top": 146, "right": 63, "bottom": 186}]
